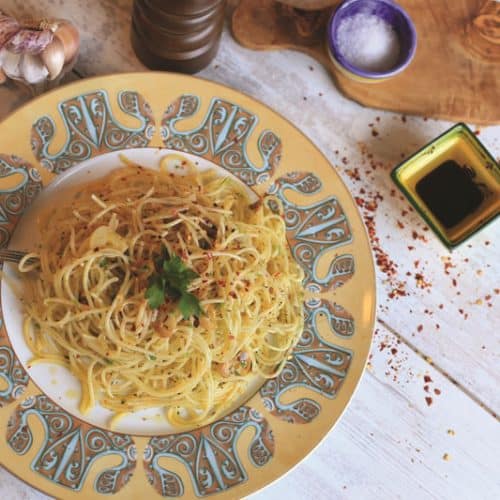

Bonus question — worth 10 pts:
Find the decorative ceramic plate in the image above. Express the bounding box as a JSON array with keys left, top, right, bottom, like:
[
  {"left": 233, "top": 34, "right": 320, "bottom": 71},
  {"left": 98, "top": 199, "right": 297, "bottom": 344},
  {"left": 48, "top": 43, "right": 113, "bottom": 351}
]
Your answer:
[{"left": 0, "top": 73, "right": 375, "bottom": 499}]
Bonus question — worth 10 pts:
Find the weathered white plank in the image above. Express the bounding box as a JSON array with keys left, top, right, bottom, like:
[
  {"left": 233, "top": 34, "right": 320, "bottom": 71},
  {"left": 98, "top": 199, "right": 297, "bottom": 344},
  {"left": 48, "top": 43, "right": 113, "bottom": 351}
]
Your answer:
[{"left": 1, "top": 322, "right": 498, "bottom": 499}]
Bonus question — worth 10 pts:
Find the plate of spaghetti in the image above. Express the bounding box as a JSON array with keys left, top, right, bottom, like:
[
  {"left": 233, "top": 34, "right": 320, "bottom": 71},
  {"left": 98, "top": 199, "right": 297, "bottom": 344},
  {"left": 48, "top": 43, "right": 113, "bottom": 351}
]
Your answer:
[{"left": 0, "top": 73, "right": 375, "bottom": 499}]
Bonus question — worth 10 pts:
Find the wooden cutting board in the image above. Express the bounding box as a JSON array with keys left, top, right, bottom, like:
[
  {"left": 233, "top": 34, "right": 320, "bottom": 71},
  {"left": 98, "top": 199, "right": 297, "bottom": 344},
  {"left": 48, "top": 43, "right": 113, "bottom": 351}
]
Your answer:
[{"left": 232, "top": 0, "right": 500, "bottom": 125}]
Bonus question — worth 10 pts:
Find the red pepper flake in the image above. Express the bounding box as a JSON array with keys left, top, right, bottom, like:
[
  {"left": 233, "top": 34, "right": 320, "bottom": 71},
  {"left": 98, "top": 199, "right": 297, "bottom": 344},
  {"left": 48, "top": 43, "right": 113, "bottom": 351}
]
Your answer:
[
  {"left": 424, "top": 375, "right": 432, "bottom": 383},
  {"left": 341, "top": 156, "right": 349, "bottom": 165},
  {"left": 379, "top": 342, "right": 387, "bottom": 351},
  {"left": 439, "top": 304, "right": 444, "bottom": 309},
  {"left": 397, "top": 220, "right": 405, "bottom": 229},
  {"left": 434, "top": 388, "right": 441, "bottom": 395},
  {"left": 452, "top": 278, "right": 457, "bottom": 287},
  {"left": 407, "top": 245, "right": 415, "bottom": 251},
  {"left": 417, "top": 324, "right": 423, "bottom": 333},
  {"left": 425, "top": 396, "right": 433, "bottom": 406},
  {"left": 391, "top": 347, "right": 398, "bottom": 355},
  {"left": 401, "top": 115, "right": 407, "bottom": 123},
  {"left": 371, "top": 129, "right": 379, "bottom": 137},
  {"left": 485, "top": 240, "right": 490, "bottom": 246},
  {"left": 424, "top": 385, "right": 429, "bottom": 392}
]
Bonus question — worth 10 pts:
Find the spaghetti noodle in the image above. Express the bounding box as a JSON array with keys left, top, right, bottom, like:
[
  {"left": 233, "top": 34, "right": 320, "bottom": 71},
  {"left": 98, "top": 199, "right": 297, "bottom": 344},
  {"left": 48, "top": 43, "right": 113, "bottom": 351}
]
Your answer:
[{"left": 19, "top": 157, "right": 304, "bottom": 427}]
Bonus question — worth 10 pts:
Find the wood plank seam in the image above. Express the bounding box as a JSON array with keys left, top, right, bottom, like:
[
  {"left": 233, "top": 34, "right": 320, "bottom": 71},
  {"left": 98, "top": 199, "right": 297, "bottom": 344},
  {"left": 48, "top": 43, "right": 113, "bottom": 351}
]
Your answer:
[{"left": 378, "top": 318, "right": 500, "bottom": 421}]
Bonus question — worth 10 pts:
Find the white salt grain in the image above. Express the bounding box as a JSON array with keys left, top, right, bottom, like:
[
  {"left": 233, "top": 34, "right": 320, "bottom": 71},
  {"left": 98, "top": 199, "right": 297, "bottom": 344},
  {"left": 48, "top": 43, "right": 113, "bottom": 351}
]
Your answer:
[{"left": 336, "top": 13, "right": 400, "bottom": 72}]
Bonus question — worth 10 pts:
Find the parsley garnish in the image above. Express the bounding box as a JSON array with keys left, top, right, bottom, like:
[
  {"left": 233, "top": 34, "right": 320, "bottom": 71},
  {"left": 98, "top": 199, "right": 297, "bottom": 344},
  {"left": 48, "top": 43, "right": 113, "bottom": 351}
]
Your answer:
[{"left": 145, "top": 246, "right": 204, "bottom": 320}]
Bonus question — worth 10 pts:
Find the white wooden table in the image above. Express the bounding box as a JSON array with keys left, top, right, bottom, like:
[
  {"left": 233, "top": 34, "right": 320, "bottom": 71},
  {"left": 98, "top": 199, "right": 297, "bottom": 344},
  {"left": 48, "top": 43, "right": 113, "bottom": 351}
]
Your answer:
[{"left": 1, "top": 1, "right": 499, "bottom": 499}]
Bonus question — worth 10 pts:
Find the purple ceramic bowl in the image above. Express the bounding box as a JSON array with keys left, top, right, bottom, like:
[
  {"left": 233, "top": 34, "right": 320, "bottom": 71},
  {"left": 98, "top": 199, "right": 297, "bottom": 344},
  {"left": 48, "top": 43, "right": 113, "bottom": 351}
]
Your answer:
[{"left": 327, "top": 0, "right": 417, "bottom": 81}]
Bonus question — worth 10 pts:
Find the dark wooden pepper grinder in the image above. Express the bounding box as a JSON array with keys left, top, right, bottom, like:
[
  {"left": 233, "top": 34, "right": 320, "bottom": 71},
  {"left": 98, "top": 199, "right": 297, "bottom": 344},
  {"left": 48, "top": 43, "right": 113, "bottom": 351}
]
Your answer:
[{"left": 131, "top": 0, "right": 226, "bottom": 73}]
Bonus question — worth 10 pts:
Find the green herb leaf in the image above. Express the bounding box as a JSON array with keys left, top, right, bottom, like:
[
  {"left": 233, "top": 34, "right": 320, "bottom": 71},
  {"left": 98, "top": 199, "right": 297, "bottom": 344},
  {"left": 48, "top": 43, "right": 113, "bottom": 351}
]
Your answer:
[
  {"left": 145, "top": 275, "right": 166, "bottom": 309},
  {"left": 148, "top": 354, "right": 157, "bottom": 361},
  {"left": 178, "top": 292, "right": 204, "bottom": 320},
  {"left": 145, "top": 246, "right": 203, "bottom": 320}
]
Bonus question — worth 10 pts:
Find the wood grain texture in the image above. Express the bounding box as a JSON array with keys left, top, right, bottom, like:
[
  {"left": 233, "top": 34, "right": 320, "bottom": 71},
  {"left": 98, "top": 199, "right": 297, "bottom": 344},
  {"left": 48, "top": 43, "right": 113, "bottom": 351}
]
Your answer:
[
  {"left": 0, "top": 1, "right": 499, "bottom": 499},
  {"left": 276, "top": 0, "right": 338, "bottom": 10},
  {"left": 232, "top": 0, "right": 500, "bottom": 125}
]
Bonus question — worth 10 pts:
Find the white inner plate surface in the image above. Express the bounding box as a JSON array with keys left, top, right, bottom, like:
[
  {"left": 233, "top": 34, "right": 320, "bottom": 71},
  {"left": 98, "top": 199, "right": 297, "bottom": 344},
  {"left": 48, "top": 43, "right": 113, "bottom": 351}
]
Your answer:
[{"left": 2, "top": 148, "right": 263, "bottom": 435}]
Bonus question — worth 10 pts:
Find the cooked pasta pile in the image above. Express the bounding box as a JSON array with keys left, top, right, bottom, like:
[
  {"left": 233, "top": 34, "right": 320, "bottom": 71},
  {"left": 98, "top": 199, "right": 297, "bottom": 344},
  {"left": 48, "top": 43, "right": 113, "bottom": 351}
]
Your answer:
[{"left": 19, "top": 156, "right": 304, "bottom": 427}]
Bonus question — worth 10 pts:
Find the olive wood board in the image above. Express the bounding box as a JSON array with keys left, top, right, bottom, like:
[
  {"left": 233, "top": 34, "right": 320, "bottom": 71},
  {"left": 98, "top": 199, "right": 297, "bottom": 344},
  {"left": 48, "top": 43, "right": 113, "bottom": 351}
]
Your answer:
[{"left": 232, "top": 0, "right": 500, "bottom": 125}]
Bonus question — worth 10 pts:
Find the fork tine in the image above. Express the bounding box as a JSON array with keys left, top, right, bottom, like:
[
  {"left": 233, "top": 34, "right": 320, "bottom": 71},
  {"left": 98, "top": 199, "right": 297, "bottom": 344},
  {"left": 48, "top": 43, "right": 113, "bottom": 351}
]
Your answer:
[{"left": 0, "top": 249, "right": 33, "bottom": 265}]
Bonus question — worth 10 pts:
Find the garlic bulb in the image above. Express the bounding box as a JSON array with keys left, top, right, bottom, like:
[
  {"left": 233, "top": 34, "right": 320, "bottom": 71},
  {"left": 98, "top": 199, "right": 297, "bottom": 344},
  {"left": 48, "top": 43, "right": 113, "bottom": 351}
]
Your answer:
[
  {"left": 41, "top": 36, "right": 65, "bottom": 80},
  {"left": 0, "top": 11, "right": 79, "bottom": 91}
]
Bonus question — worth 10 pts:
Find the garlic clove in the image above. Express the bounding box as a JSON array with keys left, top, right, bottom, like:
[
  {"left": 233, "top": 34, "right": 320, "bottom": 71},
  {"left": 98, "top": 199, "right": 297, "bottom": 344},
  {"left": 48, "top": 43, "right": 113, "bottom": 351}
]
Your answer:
[
  {"left": 6, "top": 28, "right": 53, "bottom": 55},
  {"left": 54, "top": 21, "right": 79, "bottom": 64},
  {"left": 20, "top": 53, "right": 49, "bottom": 84},
  {"left": 41, "top": 36, "right": 65, "bottom": 80},
  {"left": 0, "top": 48, "right": 22, "bottom": 79}
]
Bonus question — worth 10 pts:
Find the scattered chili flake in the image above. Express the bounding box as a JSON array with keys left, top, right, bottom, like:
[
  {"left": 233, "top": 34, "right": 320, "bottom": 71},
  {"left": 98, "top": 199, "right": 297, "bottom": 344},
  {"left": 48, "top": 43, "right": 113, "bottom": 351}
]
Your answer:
[
  {"left": 424, "top": 375, "right": 432, "bottom": 383},
  {"left": 434, "top": 388, "right": 441, "bottom": 395},
  {"left": 442, "top": 453, "right": 451, "bottom": 461},
  {"left": 425, "top": 396, "right": 433, "bottom": 406},
  {"left": 417, "top": 324, "right": 423, "bottom": 333},
  {"left": 371, "top": 128, "right": 379, "bottom": 137}
]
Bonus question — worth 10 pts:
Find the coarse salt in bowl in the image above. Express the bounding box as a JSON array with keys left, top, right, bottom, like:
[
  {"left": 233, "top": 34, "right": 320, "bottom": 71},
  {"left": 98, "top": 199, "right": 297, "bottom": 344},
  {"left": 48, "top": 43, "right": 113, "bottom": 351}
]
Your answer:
[{"left": 327, "top": 0, "right": 417, "bottom": 82}]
